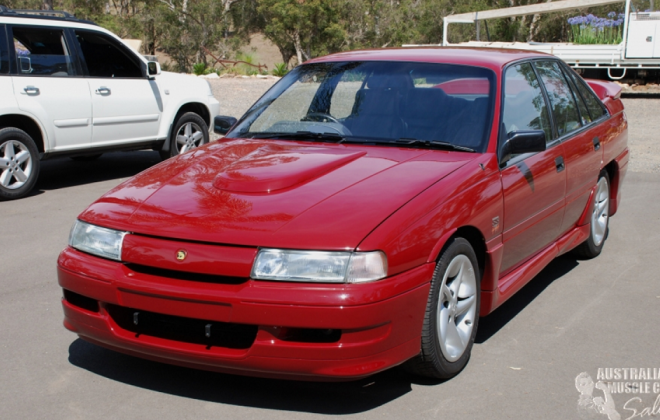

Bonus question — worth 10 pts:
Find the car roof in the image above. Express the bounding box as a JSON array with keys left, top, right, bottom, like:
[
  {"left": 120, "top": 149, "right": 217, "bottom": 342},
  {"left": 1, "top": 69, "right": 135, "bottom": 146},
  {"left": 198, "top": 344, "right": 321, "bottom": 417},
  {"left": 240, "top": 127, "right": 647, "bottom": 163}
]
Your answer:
[{"left": 307, "top": 47, "right": 552, "bottom": 71}]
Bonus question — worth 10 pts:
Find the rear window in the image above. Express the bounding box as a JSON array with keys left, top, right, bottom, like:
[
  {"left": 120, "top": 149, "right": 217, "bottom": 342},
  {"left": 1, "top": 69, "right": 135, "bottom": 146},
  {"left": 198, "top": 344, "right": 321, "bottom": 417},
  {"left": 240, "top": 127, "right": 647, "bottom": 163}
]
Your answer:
[{"left": 0, "top": 25, "right": 9, "bottom": 74}]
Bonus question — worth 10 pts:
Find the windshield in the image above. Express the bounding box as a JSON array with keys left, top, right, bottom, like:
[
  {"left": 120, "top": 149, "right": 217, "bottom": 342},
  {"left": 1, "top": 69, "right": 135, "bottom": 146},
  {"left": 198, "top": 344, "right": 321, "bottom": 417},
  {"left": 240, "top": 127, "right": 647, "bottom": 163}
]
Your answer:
[{"left": 227, "top": 61, "right": 496, "bottom": 152}]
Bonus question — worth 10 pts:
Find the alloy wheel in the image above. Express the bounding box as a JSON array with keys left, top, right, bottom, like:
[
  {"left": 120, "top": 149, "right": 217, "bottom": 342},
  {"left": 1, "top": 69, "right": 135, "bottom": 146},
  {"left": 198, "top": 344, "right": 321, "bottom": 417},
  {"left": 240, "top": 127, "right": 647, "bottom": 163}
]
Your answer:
[
  {"left": 437, "top": 254, "right": 478, "bottom": 362},
  {"left": 0, "top": 140, "right": 33, "bottom": 190}
]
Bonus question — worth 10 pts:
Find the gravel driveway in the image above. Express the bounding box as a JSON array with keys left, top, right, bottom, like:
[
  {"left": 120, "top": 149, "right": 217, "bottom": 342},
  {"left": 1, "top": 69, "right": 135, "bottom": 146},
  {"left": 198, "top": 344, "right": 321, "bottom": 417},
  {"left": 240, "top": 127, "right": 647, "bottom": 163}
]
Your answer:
[{"left": 208, "top": 77, "right": 659, "bottom": 173}]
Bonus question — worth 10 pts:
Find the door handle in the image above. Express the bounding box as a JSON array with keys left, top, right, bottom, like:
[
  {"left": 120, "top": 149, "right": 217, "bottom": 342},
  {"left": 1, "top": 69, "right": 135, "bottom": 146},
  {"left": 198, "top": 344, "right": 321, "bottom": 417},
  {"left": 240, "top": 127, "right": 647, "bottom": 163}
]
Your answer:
[
  {"left": 555, "top": 156, "right": 565, "bottom": 173},
  {"left": 592, "top": 136, "right": 601, "bottom": 151},
  {"left": 23, "top": 86, "right": 39, "bottom": 95},
  {"left": 95, "top": 87, "right": 111, "bottom": 95}
]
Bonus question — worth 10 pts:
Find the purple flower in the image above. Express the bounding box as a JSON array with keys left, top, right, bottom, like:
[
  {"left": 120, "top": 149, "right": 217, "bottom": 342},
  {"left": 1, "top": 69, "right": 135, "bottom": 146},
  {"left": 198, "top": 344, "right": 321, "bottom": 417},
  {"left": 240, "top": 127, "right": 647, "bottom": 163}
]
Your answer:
[{"left": 608, "top": 11, "right": 616, "bottom": 18}]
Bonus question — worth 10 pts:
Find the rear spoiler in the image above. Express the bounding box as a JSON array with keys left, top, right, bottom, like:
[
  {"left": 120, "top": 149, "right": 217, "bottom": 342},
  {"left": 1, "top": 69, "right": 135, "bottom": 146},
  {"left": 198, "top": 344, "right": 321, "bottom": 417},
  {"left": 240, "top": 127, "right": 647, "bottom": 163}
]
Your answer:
[
  {"left": 585, "top": 79, "right": 623, "bottom": 115},
  {"left": 585, "top": 79, "right": 622, "bottom": 100}
]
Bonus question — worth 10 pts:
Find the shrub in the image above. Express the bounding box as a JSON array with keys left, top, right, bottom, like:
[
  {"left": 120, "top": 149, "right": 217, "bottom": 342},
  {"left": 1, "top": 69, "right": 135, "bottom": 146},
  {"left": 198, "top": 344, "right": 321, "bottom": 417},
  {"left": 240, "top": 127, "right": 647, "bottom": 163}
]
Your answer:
[
  {"left": 272, "top": 63, "right": 288, "bottom": 77},
  {"left": 192, "top": 62, "right": 207, "bottom": 75}
]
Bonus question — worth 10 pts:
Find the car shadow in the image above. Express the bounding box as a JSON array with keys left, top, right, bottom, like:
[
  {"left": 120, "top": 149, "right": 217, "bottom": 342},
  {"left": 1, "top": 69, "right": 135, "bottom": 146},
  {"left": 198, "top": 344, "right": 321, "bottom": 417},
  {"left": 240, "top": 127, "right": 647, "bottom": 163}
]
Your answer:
[
  {"left": 67, "top": 339, "right": 436, "bottom": 414},
  {"left": 34, "top": 151, "right": 162, "bottom": 191},
  {"left": 475, "top": 255, "right": 579, "bottom": 343}
]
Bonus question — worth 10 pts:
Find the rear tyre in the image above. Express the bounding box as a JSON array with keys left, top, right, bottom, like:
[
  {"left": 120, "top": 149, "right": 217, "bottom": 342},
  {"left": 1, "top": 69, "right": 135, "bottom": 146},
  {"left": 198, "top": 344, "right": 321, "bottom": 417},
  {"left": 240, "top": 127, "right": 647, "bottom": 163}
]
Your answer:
[
  {"left": 573, "top": 170, "right": 610, "bottom": 259},
  {"left": 0, "top": 127, "right": 40, "bottom": 201},
  {"left": 161, "top": 112, "right": 209, "bottom": 160},
  {"left": 70, "top": 154, "right": 102, "bottom": 161},
  {"left": 404, "top": 237, "right": 480, "bottom": 379}
]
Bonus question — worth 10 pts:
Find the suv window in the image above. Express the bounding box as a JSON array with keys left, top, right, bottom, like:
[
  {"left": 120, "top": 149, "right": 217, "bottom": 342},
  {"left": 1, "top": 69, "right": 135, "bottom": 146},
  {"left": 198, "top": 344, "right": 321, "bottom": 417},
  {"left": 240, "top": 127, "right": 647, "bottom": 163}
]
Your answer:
[
  {"left": 75, "top": 30, "right": 141, "bottom": 78},
  {"left": 534, "top": 61, "right": 581, "bottom": 137},
  {"left": 501, "top": 62, "right": 553, "bottom": 145},
  {"left": 12, "top": 26, "right": 75, "bottom": 76},
  {"left": 0, "top": 25, "right": 9, "bottom": 74}
]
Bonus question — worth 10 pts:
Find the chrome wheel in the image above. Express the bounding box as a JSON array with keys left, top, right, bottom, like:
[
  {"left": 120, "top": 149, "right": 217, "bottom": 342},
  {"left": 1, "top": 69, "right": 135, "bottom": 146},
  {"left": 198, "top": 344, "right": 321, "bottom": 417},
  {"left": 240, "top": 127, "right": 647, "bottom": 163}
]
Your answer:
[
  {"left": 437, "top": 254, "right": 478, "bottom": 362},
  {"left": 591, "top": 176, "right": 610, "bottom": 247},
  {"left": 175, "top": 122, "right": 204, "bottom": 154},
  {"left": 0, "top": 140, "right": 33, "bottom": 190}
]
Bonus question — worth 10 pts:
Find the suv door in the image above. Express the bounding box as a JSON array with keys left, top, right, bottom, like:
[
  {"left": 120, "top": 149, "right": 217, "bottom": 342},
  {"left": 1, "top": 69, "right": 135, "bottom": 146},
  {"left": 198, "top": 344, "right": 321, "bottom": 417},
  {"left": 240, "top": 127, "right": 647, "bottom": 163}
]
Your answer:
[
  {"left": 73, "top": 30, "right": 162, "bottom": 146},
  {"left": 499, "top": 62, "right": 567, "bottom": 275},
  {"left": 10, "top": 25, "right": 92, "bottom": 151}
]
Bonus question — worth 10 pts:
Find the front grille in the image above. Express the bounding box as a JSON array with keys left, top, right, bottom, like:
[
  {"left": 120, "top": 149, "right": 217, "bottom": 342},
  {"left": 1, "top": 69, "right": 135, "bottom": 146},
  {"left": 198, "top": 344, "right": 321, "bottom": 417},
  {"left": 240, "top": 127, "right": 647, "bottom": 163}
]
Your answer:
[
  {"left": 106, "top": 304, "right": 258, "bottom": 349},
  {"left": 125, "top": 263, "right": 248, "bottom": 284}
]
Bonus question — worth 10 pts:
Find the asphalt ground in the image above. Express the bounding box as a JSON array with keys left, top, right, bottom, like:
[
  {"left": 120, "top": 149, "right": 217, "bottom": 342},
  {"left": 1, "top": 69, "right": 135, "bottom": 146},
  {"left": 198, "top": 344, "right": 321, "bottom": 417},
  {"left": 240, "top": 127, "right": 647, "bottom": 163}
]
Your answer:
[{"left": 1, "top": 100, "right": 659, "bottom": 419}]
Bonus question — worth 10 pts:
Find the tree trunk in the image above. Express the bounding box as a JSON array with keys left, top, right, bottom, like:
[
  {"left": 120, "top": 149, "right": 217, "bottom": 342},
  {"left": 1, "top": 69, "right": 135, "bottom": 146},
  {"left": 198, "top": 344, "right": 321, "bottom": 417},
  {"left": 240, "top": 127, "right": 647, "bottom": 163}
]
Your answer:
[
  {"left": 42, "top": 0, "right": 53, "bottom": 10},
  {"left": 528, "top": 14, "right": 541, "bottom": 42},
  {"left": 293, "top": 28, "right": 304, "bottom": 64}
]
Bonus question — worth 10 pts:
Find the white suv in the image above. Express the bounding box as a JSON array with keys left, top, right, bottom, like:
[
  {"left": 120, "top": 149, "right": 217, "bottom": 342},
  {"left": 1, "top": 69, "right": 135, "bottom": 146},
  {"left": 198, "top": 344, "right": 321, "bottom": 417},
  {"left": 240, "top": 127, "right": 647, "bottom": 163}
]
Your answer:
[{"left": 0, "top": 7, "right": 220, "bottom": 200}]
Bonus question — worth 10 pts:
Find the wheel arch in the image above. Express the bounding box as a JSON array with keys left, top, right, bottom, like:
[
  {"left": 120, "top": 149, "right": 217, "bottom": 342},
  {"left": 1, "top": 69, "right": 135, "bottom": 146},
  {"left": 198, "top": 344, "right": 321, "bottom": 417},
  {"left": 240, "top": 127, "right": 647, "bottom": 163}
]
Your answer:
[
  {"left": 173, "top": 102, "right": 211, "bottom": 129},
  {"left": 603, "top": 158, "right": 621, "bottom": 216},
  {"left": 429, "top": 225, "right": 487, "bottom": 282},
  {"left": 0, "top": 114, "right": 46, "bottom": 154}
]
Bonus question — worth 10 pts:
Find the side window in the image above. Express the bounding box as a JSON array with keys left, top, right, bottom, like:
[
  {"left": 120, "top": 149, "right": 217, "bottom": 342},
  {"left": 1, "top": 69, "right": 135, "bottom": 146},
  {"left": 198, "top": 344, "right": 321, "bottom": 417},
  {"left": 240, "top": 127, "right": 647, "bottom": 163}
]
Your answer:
[
  {"left": 75, "top": 30, "right": 141, "bottom": 78},
  {"left": 0, "top": 25, "right": 9, "bottom": 74},
  {"left": 534, "top": 61, "right": 581, "bottom": 137},
  {"left": 501, "top": 62, "right": 553, "bottom": 145},
  {"left": 567, "top": 70, "right": 607, "bottom": 121},
  {"left": 561, "top": 66, "right": 592, "bottom": 126},
  {"left": 330, "top": 69, "right": 367, "bottom": 118},
  {"left": 12, "top": 26, "right": 75, "bottom": 76}
]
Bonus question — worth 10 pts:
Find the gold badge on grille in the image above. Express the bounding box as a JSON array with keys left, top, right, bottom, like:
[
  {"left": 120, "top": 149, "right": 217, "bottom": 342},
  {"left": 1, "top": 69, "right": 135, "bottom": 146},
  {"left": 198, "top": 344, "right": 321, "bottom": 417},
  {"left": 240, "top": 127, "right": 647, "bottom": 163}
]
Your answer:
[{"left": 176, "top": 250, "right": 187, "bottom": 261}]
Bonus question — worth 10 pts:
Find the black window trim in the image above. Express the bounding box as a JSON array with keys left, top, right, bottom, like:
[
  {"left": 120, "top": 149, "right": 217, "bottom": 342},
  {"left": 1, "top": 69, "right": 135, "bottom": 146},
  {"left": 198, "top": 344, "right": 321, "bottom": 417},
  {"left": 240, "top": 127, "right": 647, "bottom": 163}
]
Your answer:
[
  {"left": 7, "top": 23, "right": 85, "bottom": 78},
  {"left": 498, "top": 58, "right": 559, "bottom": 168},
  {"left": 73, "top": 28, "right": 147, "bottom": 79},
  {"left": 559, "top": 61, "right": 610, "bottom": 123},
  {"left": 0, "top": 24, "right": 9, "bottom": 75}
]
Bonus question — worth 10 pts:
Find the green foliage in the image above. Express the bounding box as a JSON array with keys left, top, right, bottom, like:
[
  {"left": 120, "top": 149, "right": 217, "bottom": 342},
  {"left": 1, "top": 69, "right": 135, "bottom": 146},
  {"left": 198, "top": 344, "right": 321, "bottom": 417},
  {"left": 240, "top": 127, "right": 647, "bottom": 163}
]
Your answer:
[
  {"left": 272, "top": 62, "right": 288, "bottom": 77},
  {"left": 192, "top": 62, "right": 208, "bottom": 76}
]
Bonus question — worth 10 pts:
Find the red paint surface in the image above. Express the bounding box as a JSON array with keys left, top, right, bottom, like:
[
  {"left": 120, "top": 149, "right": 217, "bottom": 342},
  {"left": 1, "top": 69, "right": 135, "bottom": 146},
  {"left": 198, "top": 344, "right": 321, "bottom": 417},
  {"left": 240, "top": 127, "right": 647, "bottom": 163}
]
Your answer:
[{"left": 59, "top": 48, "right": 628, "bottom": 380}]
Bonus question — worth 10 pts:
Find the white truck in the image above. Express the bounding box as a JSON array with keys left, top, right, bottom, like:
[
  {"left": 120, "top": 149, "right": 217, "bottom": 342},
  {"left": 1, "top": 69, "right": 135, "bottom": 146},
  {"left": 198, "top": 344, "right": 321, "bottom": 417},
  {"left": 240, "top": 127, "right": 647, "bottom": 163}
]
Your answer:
[{"left": 415, "top": 0, "right": 660, "bottom": 80}]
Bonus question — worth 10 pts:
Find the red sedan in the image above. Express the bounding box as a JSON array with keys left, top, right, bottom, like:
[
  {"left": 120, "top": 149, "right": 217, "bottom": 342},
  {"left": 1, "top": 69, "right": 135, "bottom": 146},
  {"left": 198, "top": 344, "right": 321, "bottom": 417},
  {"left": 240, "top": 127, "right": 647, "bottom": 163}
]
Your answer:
[{"left": 58, "top": 48, "right": 628, "bottom": 380}]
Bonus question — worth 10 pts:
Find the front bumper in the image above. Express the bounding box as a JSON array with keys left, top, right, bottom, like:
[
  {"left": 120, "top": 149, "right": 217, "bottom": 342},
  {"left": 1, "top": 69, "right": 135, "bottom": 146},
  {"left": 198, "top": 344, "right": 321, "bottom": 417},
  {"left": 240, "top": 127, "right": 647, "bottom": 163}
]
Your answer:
[{"left": 58, "top": 247, "right": 432, "bottom": 380}]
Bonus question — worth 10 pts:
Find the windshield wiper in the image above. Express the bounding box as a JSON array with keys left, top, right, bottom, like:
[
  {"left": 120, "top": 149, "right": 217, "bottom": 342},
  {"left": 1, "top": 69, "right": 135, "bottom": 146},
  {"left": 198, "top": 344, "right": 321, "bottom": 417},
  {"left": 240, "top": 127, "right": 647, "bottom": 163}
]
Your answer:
[
  {"left": 247, "top": 131, "right": 345, "bottom": 142},
  {"left": 394, "top": 138, "right": 475, "bottom": 152}
]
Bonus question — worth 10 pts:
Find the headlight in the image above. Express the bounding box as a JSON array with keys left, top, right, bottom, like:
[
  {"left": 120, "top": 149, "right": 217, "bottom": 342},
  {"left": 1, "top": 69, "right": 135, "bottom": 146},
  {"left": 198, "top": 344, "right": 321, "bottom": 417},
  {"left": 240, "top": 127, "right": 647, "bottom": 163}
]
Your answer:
[
  {"left": 251, "top": 249, "right": 387, "bottom": 283},
  {"left": 69, "top": 220, "right": 126, "bottom": 261}
]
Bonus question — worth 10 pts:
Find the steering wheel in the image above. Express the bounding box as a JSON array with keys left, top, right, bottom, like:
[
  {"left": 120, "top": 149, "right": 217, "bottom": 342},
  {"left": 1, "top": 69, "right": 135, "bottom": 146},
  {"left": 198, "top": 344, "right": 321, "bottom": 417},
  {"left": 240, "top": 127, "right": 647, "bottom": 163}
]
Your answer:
[{"left": 301, "top": 112, "right": 341, "bottom": 124}]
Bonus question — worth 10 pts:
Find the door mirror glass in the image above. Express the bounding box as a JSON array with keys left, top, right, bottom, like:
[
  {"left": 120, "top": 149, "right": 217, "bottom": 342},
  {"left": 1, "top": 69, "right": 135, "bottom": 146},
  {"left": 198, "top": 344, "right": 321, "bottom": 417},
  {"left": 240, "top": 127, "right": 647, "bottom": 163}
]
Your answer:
[
  {"left": 147, "top": 61, "right": 160, "bottom": 76},
  {"left": 501, "top": 130, "right": 546, "bottom": 164},
  {"left": 214, "top": 115, "right": 238, "bottom": 135}
]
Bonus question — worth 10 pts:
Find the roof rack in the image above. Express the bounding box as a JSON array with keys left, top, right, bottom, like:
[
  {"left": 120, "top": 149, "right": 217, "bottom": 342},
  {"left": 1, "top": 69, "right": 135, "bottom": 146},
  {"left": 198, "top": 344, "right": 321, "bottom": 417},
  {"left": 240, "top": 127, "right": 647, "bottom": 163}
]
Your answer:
[{"left": 0, "top": 5, "right": 97, "bottom": 25}]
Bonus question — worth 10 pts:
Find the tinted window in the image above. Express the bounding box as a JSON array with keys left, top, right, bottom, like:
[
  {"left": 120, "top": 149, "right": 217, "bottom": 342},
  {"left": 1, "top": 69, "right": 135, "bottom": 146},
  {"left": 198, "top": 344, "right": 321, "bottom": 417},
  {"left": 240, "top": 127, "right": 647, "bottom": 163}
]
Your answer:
[
  {"left": 0, "top": 25, "right": 9, "bottom": 74},
  {"left": 567, "top": 69, "right": 607, "bottom": 120},
  {"left": 535, "top": 61, "right": 581, "bottom": 137},
  {"left": 12, "top": 26, "right": 74, "bottom": 76},
  {"left": 231, "top": 61, "right": 496, "bottom": 152},
  {"left": 75, "top": 30, "right": 141, "bottom": 78},
  {"left": 561, "top": 66, "right": 592, "bottom": 125},
  {"left": 501, "top": 63, "right": 553, "bottom": 144}
]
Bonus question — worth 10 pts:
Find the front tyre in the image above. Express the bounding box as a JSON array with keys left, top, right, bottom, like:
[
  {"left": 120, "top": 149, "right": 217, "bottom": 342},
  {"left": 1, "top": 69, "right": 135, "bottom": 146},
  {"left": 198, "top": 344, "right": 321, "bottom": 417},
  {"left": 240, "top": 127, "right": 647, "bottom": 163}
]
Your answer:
[
  {"left": 573, "top": 170, "right": 610, "bottom": 259},
  {"left": 404, "top": 237, "right": 480, "bottom": 379},
  {"left": 161, "top": 112, "right": 209, "bottom": 160},
  {"left": 0, "top": 128, "right": 40, "bottom": 201}
]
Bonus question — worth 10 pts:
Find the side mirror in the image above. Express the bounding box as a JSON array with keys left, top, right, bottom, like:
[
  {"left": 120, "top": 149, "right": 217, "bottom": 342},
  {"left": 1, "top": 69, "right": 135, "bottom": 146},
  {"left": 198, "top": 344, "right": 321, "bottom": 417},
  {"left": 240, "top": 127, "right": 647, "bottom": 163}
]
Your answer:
[
  {"left": 147, "top": 61, "right": 161, "bottom": 76},
  {"left": 500, "top": 130, "right": 546, "bottom": 164},
  {"left": 19, "top": 56, "right": 32, "bottom": 73},
  {"left": 214, "top": 115, "right": 238, "bottom": 135}
]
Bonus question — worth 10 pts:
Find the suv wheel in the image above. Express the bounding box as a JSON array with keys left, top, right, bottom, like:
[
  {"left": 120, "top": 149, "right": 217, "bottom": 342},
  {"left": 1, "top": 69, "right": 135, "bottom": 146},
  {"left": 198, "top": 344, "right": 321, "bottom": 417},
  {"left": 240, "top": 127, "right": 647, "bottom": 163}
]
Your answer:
[
  {"left": 0, "top": 128, "right": 40, "bottom": 201},
  {"left": 161, "top": 112, "right": 209, "bottom": 160}
]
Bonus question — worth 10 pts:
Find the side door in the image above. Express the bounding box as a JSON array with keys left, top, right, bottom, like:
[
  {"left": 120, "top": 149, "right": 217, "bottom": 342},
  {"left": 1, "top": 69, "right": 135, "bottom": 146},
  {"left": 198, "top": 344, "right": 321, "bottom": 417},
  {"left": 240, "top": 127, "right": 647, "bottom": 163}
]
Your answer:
[
  {"left": 552, "top": 63, "right": 608, "bottom": 234},
  {"left": 72, "top": 30, "right": 162, "bottom": 146},
  {"left": 10, "top": 25, "right": 92, "bottom": 151},
  {"left": 499, "top": 62, "right": 567, "bottom": 275}
]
